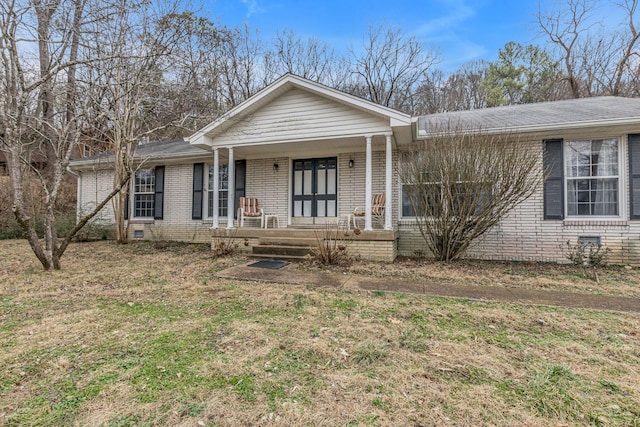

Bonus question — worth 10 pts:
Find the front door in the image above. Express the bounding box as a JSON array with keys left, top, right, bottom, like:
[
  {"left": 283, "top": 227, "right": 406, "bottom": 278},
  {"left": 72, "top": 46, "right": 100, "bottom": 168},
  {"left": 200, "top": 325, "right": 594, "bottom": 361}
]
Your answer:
[{"left": 292, "top": 158, "right": 337, "bottom": 220}]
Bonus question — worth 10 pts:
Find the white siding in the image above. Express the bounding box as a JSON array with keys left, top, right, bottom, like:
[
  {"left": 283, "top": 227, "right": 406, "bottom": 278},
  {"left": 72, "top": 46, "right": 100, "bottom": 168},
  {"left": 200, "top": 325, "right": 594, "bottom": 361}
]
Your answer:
[
  {"left": 213, "top": 88, "right": 392, "bottom": 146},
  {"left": 78, "top": 169, "right": 115, "bottom": 222}
]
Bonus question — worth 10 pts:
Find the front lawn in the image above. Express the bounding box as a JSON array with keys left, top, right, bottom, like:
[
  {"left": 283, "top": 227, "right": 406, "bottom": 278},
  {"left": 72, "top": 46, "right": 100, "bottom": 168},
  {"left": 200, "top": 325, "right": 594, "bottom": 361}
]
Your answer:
[{"left": 0, "top": 240, "right": 638, "bottom": 426}]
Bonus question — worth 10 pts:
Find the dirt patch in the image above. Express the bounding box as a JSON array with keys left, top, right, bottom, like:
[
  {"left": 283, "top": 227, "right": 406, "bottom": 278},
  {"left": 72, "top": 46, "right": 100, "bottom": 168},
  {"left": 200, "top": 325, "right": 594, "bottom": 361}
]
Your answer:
[{"left": 297, "top": 256, "right": 640, "bottom": 298}]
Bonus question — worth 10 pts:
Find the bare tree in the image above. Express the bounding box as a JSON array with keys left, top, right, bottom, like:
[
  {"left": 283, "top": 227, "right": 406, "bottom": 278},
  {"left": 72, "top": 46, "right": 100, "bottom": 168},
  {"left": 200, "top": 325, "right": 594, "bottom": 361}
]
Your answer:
[
  {"left": 145, "top": 13, "right": 224, "bottom": 138},
  {"left": 442, "top": 60, "right": 490, "bottom": 111},
  {"left": 0, "top": 0, "right": 132, "bottom": 270},
  {"left": 0, "top": 0, "right": 195, "bottom": 268},
  {"left": 216, "top": 24, "right": 266, "bottom": 109},
  {"left": 349, "top": 24, "right": 439, "bottom": 113},
  {"left": 414, "top": 61, "right": 491, "bottom": 114},
  {"left": 537, "top": 0, "right": 591, "bottom": 98},
  {"left": 265, "top": 29, "right": 340, "bottom": 84},
  {"left": 82, "top": 0, "right": 194, "bottom": 243},
  {"left": 538, "top": 0, "right": 640, "bottom": 97},
  {"left": 399, "top": 128, "right": 543, "bottom": 261},
  {"left": 412, "top": 68, "right": 448, "bottom": 114}
]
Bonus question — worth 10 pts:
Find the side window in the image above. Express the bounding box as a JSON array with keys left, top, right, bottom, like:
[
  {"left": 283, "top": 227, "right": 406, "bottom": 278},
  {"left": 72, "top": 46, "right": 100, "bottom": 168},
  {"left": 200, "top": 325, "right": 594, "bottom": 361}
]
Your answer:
[
  {"left": 134, "top": 169, "right": 155, "bottom": 218},
  {"left": 565, "top": 139, "right": 619, "bottom": 216}
]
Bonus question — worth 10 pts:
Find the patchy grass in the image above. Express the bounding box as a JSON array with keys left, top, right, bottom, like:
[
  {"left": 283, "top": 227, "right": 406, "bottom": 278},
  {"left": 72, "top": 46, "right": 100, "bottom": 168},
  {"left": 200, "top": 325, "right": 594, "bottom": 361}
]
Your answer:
[
  {"left": 341, "top": 256, "right": 640, "bottom": 298},
  {"left": 0, "top": 240, "right": 639, "bottom": 426}
]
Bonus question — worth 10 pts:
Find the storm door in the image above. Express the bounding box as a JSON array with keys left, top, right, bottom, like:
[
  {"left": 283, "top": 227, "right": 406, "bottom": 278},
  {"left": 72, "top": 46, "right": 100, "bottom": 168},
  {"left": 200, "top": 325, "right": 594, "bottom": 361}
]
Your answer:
[{"left": 292, "top": 158, "right": 337, "bottom": 219}]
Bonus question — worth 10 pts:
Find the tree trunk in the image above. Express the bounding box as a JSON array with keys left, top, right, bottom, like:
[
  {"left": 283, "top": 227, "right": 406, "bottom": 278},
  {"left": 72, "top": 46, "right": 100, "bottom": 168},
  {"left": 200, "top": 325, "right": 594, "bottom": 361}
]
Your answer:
[{"left": 6, "top": 145, "right": 53, "bottom": 270}]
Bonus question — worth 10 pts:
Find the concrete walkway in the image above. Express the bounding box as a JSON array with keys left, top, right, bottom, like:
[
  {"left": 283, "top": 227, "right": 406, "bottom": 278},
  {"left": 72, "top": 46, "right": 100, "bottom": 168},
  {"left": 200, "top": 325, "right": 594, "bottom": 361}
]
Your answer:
[{"left": 217, "top": 262, "right": 640, "bottom": 314}]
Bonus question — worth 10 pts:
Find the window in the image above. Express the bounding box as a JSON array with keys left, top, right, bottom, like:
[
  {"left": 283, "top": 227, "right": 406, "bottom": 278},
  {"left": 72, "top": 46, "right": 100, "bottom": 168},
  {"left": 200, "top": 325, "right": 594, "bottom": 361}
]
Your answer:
[
  {"left": 402, "top": 174, "right": 444, "bottom": 218},
  {"left": 0, "top": 162, "right": 7, "bottom": 176},
  {"left": 207, "top": 164, "right": 228, "bottom": 218},
  {"left": 565, "top": 138, "right": 619, "bottom": 216},
  {"left": 402, "top": 170, "right": 489, "bottom": 218},
  {"left": 402, "top": 185, "right": 416, "bottom": 217},
  {"left": 134, "top": 169, "right": 155, "bottom": 218}
]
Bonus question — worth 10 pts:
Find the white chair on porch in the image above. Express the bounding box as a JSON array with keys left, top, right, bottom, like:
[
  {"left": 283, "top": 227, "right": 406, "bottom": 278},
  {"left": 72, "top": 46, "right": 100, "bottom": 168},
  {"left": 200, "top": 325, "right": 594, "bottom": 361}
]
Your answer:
[
  {"left": 237, "top": 197, "right": 264, "bottom": 228},
  {"left": 352, "top": 193, "right": 385, "bottom": 229}
]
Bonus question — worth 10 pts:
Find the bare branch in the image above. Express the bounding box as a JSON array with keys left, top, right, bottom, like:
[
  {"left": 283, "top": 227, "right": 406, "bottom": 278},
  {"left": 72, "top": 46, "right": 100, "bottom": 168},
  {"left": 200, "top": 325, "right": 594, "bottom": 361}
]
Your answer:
[{"left": 399, "top": 127, "right": 543, "bottom": 261}]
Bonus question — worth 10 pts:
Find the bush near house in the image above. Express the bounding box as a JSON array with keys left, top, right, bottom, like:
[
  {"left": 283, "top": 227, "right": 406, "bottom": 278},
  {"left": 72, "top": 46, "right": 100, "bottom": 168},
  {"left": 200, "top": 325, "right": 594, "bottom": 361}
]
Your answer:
[{"left": 400, "top": 128, "right": 542, "bottom": 262}]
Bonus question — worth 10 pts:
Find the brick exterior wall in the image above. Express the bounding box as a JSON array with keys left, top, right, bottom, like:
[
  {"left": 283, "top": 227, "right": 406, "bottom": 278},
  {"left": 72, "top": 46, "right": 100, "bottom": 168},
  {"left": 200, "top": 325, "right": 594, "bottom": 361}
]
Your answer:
[
  {"left": 127, "top": 163, "right": 212, "bottom": 242},
  {"left": 245, "top": 157, "right": 289, "bottom": 226},
  {"left": 337, "top": 150, "right": 398, "bottom": 226},
  {"left": 77, "top": 139, "right": 640, "bottom": 264},
  {"left": 396, "top": 139, "right": 640, "bottom": 264}
]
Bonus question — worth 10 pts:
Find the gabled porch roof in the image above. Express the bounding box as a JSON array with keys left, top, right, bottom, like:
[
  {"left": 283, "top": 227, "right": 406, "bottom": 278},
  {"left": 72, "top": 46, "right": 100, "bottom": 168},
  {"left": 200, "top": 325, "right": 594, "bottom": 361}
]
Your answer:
[{"left": 187, "top": 73, "right": 412, "bottom": 155}]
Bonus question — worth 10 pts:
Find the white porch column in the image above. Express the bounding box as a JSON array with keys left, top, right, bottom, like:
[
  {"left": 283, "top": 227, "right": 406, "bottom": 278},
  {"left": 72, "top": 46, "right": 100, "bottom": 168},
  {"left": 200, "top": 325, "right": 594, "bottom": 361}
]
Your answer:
[
  {"left": 365, "top": 135, "right": 373, "bottom": 231},
  {"left": 384, "top": 133, "right": 393, "bottom": 231},
  {"left": 226, "top": 147, "right": 235, "bottom": 228},
  {"left": 211, "top": 148, "right": 219, "bottom": 229}
]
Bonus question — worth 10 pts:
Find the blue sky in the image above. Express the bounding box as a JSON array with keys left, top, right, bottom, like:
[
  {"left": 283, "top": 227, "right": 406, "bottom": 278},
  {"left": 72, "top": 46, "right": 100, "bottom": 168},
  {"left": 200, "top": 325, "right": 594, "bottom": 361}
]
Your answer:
[{"left": 204, "top": 0, "right": 555, "bottom": 71}]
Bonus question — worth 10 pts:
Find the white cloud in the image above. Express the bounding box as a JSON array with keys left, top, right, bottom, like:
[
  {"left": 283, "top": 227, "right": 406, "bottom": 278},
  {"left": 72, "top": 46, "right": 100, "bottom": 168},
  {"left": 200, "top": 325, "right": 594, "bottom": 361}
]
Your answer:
[
  {"left": 410, "top": 0, "right": 485, "bottom": 71},
  {"left": 241, "top": 0, "right": 265, "bottom": 17},
  {"left": 412, "top": 0, "right": 476, "bottom": 37}
]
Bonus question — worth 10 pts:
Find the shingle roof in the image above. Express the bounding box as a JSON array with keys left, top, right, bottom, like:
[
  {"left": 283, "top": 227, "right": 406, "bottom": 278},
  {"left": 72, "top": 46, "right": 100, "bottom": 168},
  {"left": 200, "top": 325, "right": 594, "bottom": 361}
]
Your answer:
[
  {"left": 417, "top": 96, "right": 640, "bottom": 135},
  {"left": 70, "top": 138, "right": 210, "bottom": 168},
  {"left": 132, "top": 138, "right": 208, "bottom": 158}
]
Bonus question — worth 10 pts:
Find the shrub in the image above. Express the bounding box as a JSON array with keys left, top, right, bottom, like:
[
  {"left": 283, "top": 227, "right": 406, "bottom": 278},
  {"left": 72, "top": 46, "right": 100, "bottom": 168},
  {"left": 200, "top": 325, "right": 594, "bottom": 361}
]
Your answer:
[
  {"left": 399, "top": 128, "right": 542, "bottom": 261},
  {"left": 311, "top": 222, "right": 353, "bottom": 266},
  {"left": 211, "top": 228, "right": 239, "bottom": 258},
  {"left": 565, "top": 240, "right": 610, "bottom": 283}
]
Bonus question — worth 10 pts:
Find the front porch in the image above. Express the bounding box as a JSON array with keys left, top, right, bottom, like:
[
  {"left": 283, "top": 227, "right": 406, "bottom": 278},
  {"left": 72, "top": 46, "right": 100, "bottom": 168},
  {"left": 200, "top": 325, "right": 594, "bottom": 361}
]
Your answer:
[
  {"left": 214, "top": 227, "right": 398, "bottom": 262},
  {"left": 186, "top": 74, "right": 414, "bottom": 261}
]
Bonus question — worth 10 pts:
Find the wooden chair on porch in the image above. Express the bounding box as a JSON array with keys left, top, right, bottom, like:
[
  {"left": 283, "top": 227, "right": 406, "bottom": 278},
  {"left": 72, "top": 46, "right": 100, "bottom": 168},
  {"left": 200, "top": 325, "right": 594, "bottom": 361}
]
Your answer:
[
  {"left": 237, "top": 197, "right": 264, "bottom": 228},
  {"left": 352, "top": 193, "right": 385, "bottom": 229}
]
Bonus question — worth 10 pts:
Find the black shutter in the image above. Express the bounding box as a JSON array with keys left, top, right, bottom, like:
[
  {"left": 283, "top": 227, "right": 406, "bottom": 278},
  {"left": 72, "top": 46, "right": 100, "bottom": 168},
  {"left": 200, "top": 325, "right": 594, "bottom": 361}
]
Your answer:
[
  {"left": 543, "top": 139, "right": 564, "bottom": 220},
  {"left": 124, "top": 187, "right": 130, "bottom": 220},
  {"left": 234, "top": 160, "right": 246, "bottom": 219},
  {"left": 192, "top": 163, "right": 204, "bottom": 220},
  {"left": 154, "top": 166, "right": 165, "bottom": 220},
  {"left": 630, "top": 134, "right": 640, "bottom": 219}
]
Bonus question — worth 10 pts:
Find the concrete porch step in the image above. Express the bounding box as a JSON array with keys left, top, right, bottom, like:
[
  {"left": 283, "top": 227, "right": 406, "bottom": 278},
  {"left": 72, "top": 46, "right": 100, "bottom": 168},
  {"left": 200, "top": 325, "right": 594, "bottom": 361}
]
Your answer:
[
  {"left": 257, "top": 237, "right": 318, "bottom": 247},
  {"left": 248, "top": 253, "right": 310, "bottom": 262},
  {"left": 252, "top": 244, "right": 312, "bottom": 258}
]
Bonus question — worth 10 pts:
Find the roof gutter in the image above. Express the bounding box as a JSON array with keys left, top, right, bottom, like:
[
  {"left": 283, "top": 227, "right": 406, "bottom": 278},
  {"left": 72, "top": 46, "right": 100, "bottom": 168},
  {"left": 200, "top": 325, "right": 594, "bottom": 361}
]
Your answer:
[
  {"left": 69, "top": 151, "right": 213, "bottom": 171},
  {"left": 416, "top": 117, "right": 640, "bottom": 139}
]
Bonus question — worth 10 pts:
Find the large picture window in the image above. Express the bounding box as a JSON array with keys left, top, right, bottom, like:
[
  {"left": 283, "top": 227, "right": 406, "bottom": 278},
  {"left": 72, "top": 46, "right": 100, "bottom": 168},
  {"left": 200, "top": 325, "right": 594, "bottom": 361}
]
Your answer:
[
  {"left": 134, "top": 169, "right": 155, "bottom": 218},
  {"left": 565, "top": 139, "right": 619, "bottom": 216},
  {"left": 402, "top": 172, "right": 489, "bottom": 218},
  {"left": 207, "top": 164, "right": 228, "bottom": 218}
]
